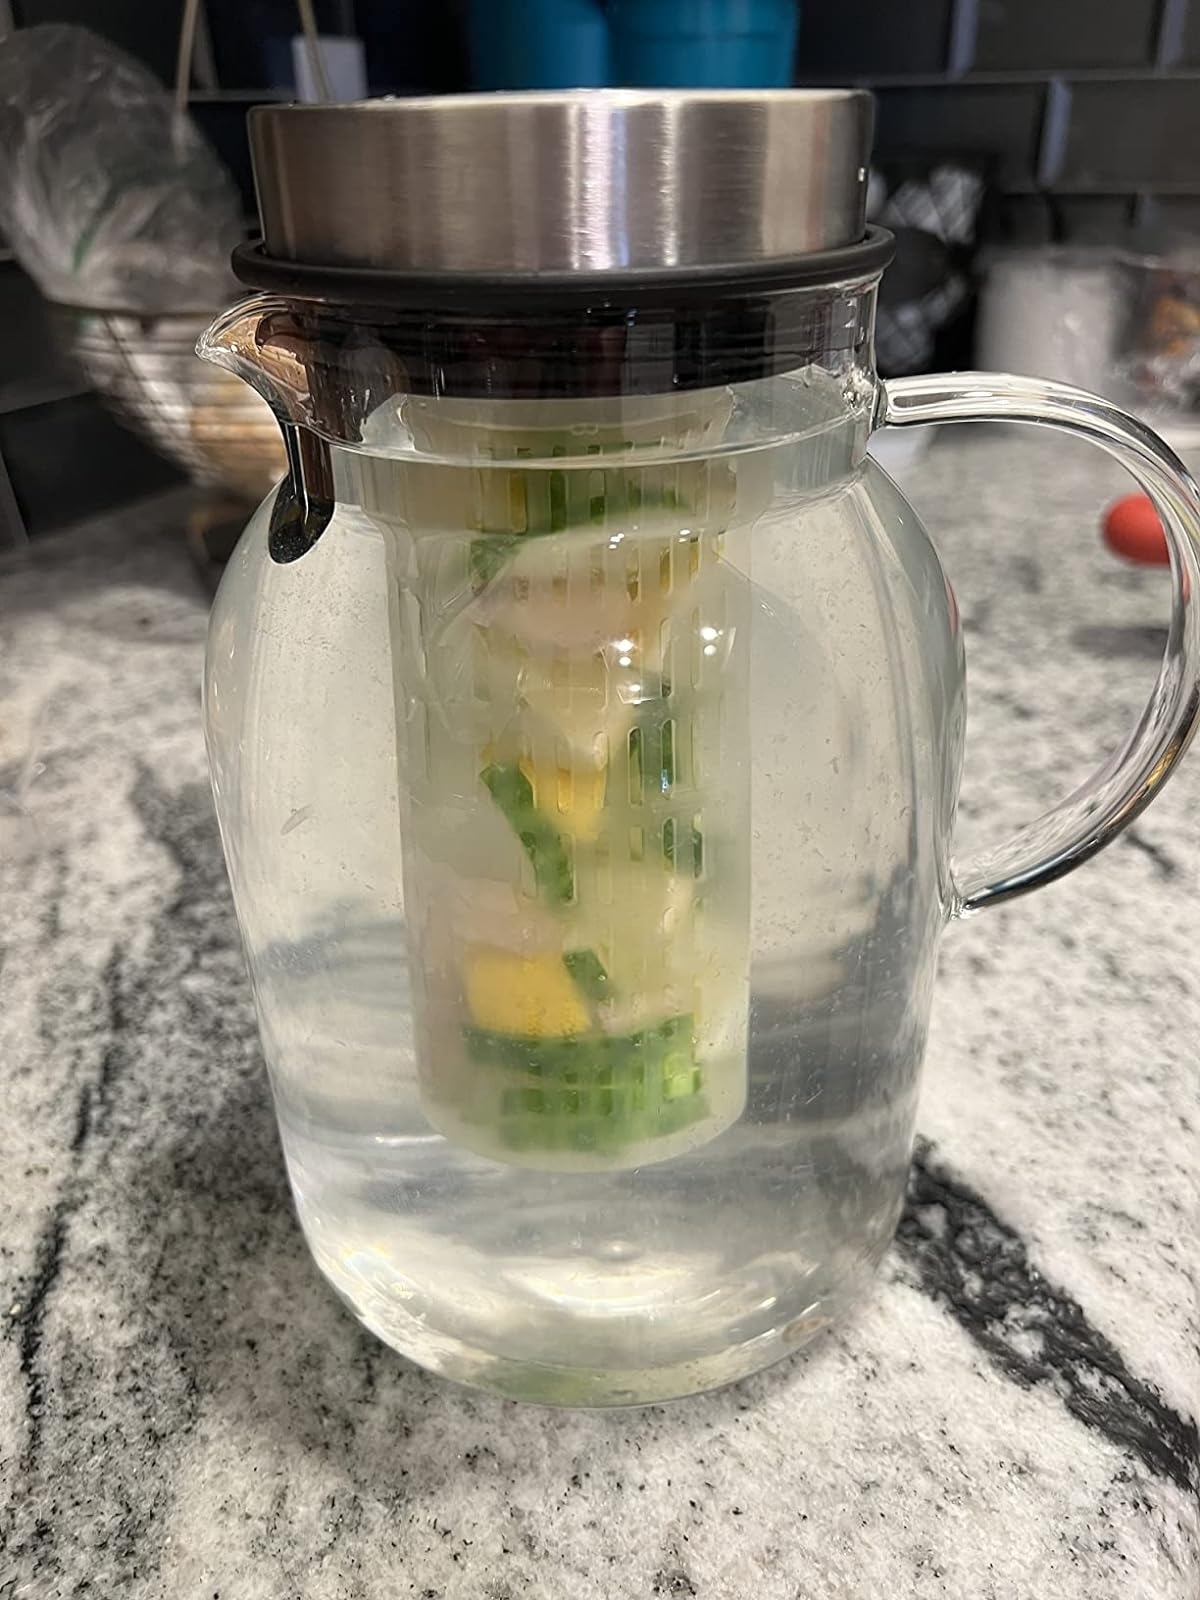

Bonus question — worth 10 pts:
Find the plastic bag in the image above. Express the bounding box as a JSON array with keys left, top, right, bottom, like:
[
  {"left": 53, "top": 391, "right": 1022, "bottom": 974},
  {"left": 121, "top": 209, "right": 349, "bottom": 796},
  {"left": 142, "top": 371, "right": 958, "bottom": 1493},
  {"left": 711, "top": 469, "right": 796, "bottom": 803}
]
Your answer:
[
  {"left": 868, "top": 160, "right": 987, "bottom": 377},
  {"left": 0, "top": 24, "right": 243, "bottom": 313}
]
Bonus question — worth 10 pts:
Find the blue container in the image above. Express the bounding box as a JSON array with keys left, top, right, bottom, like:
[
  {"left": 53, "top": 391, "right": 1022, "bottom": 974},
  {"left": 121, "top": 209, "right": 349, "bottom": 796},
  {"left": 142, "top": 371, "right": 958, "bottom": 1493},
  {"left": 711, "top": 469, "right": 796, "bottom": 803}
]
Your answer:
[
  {"left": 468, "top": 0, "right": 610, "bottom": 90},
  {"left": 610, "top": 0, "right": 798, "bottom": 88}
]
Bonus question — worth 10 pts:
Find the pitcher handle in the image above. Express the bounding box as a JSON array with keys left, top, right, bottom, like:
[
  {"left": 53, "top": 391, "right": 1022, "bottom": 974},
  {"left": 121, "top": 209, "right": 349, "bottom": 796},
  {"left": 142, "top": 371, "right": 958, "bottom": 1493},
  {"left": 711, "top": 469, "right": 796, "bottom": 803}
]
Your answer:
[{"left": 876, "top": 372, "right": 1200, "bottom": 915}]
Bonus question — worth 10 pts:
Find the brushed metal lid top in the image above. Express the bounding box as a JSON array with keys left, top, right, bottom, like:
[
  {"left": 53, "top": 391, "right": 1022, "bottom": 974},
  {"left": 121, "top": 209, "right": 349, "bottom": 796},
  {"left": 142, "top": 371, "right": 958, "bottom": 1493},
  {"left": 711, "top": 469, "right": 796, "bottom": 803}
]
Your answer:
[{"left": 247, "top": 90, "right": 873, "bottom": 279}]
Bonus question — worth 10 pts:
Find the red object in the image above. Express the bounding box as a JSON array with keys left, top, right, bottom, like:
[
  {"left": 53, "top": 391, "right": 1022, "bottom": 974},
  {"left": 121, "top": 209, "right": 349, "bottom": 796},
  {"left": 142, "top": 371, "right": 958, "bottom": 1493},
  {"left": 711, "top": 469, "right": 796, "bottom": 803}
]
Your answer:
[{"left": 1103, "top": 493, "right": 1170, "bottom": 565}]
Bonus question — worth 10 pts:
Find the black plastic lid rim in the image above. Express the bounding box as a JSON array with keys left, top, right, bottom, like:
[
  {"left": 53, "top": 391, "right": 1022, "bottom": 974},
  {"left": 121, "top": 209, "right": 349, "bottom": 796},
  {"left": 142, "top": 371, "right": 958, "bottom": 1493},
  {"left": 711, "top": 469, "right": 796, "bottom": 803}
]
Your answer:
[{"left": 231, "top": 227, "right": 896, "bottom": 313}]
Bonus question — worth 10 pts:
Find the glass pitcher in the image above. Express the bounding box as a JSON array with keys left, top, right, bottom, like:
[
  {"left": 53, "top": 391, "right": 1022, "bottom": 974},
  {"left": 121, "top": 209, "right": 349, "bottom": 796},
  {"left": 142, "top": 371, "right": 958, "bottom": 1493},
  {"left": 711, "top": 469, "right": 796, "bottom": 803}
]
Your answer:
[{"left": 199, "top": 92, "right": 1200, "bottom": 1405}]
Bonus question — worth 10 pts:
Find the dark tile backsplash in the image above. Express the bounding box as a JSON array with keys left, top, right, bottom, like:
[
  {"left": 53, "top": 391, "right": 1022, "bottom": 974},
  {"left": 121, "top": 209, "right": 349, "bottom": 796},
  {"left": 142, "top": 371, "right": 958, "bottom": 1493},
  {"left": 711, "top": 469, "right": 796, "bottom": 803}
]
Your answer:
[
  {"left": 190, "top": 101, "right": 264, "bottom": 216},
  {"left": 0, "top": 393, "right": 184, "bottom": 537},
  {"left": 1180, "top": 1, "right": 1200, "bottom": 64},
  {"left": 12, "top": 0, "right": 182, "bottom": 82},
  {"left": 1045, "top": 195, "right": 1142, "bottom": 242},
  {"left": 202, "top": 0, "right": 344, "bottom": 90},
  {"left": 993, "top": 194, "right": 1138, "bottom": 245},
  {"left": 1056, "top": 79, "right": 1200, "bottom": 192},
  {"left": 972, "top": 0, "right": 1161, "bottom": 71},
  {"left": 792, "top": 0, "right": 1200, "bottom": 247},
  {"left": 873, "top": 84, "right": 1047, "bottom": 187},
  {"left": 1143, "top": 194, "right": 1200, "bottom": 232},
  {"left": 0, "top": 266, "right": 83, "bottom": 413},
  {"left": 796, "top": 0, "right": 954, "bottom": 77}
]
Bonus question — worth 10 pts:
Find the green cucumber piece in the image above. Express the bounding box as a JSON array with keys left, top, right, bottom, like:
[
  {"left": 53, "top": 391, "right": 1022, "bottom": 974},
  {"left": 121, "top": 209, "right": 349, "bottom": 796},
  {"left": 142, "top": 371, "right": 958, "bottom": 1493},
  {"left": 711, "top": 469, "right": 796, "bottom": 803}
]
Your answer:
[
  {"left": 562, "top": 948, "right": 612, "bottom": 1008},
  {"left": 627, "top": 698, "right": 674, "bottom": 799},
  {"left": 465, "top": 1011, "right": 691, "bottom": 1078},
  {"left": 469, "top": 477, "right": 686, "bottom": 590},
  {"left": 628, "top": 703, "right": 701, "bottom": 875},
  {"left": 481, "top": 762, "right": 574, "bottom": 904},
  {"left": 662, "top": 817, "right": 704, "bottom": 878},
  {"left": 464, "top": 1014, "right": 708, "bottom": 1155},
  {"left": 470, "top": 533, "right": 523, "bottom": 588}
]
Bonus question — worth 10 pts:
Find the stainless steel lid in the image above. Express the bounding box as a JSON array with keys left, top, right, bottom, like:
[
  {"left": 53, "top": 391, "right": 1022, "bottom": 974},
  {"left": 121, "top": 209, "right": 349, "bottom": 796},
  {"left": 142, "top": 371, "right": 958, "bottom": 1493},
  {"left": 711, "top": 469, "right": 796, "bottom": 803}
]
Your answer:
[{"left": 248, "top": 90, "right": 873, "bottom": 278}]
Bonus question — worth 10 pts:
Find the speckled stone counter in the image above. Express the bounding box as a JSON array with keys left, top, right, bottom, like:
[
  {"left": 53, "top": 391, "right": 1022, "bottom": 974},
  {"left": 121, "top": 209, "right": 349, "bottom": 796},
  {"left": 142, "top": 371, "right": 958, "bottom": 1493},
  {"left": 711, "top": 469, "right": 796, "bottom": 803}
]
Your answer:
[{"left": 1, "top": 434, "right": 1196, "bottom": 1599}]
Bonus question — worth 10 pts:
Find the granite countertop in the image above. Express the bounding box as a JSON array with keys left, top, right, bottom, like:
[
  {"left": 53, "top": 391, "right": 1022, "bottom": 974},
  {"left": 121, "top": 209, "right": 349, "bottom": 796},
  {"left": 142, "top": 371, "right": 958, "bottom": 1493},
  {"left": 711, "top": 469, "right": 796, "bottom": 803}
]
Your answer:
[{"left": 1, "top": 433, "right": 1196, "bottom": 1599}]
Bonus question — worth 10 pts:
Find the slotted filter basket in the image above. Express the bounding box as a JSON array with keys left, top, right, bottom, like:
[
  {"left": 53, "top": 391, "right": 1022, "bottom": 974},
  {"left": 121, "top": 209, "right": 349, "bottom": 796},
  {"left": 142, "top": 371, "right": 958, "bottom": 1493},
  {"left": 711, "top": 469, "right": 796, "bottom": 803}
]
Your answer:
[{"left": 51, "top": 302, "right": 285, "bottom": 503}]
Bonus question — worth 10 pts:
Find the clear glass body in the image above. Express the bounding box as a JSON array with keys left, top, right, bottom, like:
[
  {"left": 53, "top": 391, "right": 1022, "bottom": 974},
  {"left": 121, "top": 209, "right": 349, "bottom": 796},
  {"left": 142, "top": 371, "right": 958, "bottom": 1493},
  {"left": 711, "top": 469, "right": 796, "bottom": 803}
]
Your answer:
[{"left": 204, "top": 354, "right": 967, "bottom": 1403}]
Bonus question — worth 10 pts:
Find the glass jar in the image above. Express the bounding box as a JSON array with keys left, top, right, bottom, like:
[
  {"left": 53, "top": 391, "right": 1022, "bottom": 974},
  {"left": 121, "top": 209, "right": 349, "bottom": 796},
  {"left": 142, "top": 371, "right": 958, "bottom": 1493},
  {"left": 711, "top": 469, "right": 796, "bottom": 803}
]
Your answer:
[{"left": 199, "top": 92, "right": 1200, "bottom": 1404}]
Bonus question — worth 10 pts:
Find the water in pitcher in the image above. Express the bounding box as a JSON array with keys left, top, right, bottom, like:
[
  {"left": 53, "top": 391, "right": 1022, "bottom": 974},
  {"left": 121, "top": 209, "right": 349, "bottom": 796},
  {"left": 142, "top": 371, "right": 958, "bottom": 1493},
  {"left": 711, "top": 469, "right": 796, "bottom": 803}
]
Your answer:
[{"left": 214, "top": 408, "right": 958, "bottom": 1403}]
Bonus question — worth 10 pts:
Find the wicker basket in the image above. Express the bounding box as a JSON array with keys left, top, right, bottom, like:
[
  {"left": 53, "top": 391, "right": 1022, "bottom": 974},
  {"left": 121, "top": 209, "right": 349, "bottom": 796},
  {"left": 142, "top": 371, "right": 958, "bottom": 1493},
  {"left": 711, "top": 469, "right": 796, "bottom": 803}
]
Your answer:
[{"left": 52, "top": 303, "right": 285, "bottom": 504}]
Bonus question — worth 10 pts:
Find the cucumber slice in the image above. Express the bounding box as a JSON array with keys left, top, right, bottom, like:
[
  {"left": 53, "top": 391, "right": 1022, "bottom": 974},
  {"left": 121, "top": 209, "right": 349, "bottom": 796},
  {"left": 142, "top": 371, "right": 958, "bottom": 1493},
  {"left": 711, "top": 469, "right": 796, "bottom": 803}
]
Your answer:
[
  {"left": 463, "top": 1013, "right": 707, "bottom": 1155},
  {"left": 481, "top": 762, "right": 574, "bottom": 905},
  {"left": 662, "top": 817, "right": 704, "bottom": 878},
  {"left": 628, "top": 707, "right": 704, "bottom": 878},
  {"left": 470, "top": 533, "right": 523, "bottom": 589},
  {"left": 562, "top": 948, "right": 612, "bottom": 1009},
  {"left": 469, "top": 477, "right": 686, "bottom": 591}
]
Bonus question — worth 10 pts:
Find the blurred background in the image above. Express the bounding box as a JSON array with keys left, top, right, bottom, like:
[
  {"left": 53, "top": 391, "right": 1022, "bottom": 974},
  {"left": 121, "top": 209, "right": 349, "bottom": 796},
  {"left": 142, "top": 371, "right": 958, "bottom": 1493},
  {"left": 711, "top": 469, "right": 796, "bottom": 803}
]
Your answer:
[{"left": 0, "top": 0, "right": 1196, "bottom": 565}]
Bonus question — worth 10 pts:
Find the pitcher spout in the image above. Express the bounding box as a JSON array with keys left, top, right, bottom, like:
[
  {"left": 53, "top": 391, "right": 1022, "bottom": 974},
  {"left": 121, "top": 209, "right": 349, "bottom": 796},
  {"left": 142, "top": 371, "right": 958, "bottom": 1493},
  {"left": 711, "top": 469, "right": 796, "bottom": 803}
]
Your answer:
[
  {"left": 197, "top": 295, "right": 312, "bottom": 425},
  {"left": 198, "top": 296, "right": 334, "bottom": 563}
]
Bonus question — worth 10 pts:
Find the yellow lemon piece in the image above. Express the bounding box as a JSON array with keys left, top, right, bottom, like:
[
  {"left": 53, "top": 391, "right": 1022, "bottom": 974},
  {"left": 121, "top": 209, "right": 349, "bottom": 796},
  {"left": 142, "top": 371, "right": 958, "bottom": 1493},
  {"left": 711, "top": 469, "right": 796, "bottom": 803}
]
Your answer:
[{"left": 465, "top": 947, "right": 591, "bottom": 1038}]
